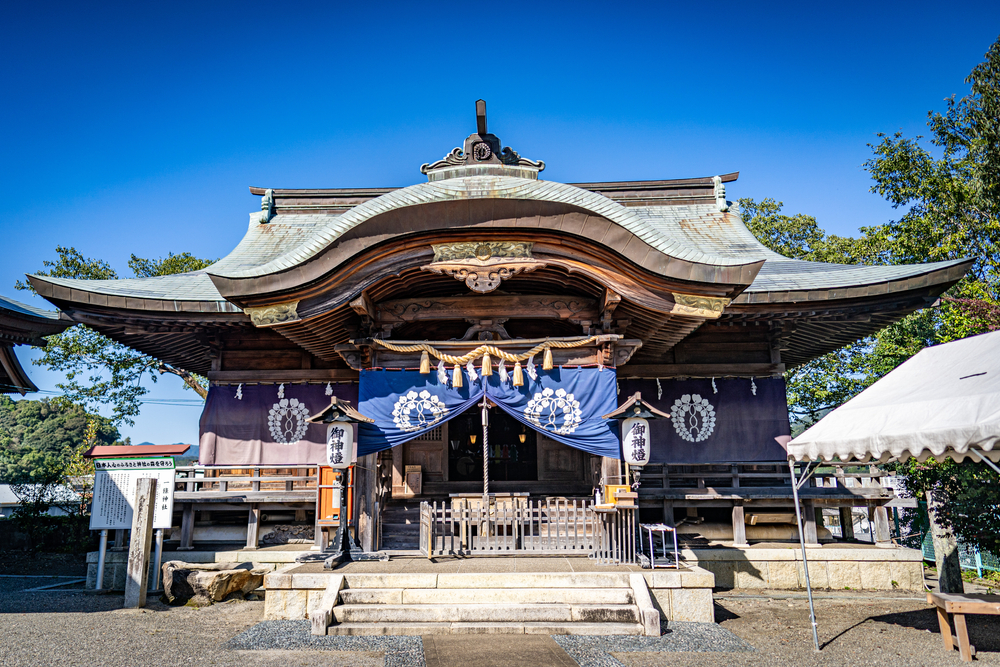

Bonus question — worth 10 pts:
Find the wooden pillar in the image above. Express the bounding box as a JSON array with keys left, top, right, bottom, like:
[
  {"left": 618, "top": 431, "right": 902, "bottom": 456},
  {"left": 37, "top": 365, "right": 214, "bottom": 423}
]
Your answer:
[
  {"left": 873, "top": 505, "right": 892, "bottom": 545},
  {"left": 179, "top": 503, "right": 194, "bottom": 550},
  {"left": 124, "top": 478, "right": 156, "bottom": 609},
  {"left": 661, "top": 501, "right": 675, "bottom": 528},
  {"left": 391, "top": 445, "right": 405, "bottom": 498},
  {"left": 802, "top": 500, "right": 819, "bottom": 546},
  {"left": 601, "top": 456, "right": 621, "bottom": 485},
  {"left": 732, "top": 503, "right": 748, "bottom": 547},
  {"left": 246, "top": 504, "right": 261, "bottom": 550},
  {"left": 839, "top": 506, "right": 855, "bottom": 541},
  {"left": 927, "top": 490, "right": 964, "bottom": 594},
  {"left": 294, "top": 509, "right": 307, "bottom": 522},
  {"left": 356, "top": 453, "right": 377, "bottom": 552}
]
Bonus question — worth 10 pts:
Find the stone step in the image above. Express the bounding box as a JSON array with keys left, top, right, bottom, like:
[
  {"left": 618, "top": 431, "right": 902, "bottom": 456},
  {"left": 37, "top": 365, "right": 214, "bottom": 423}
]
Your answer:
[
  {"left": 326, "top": 621, "right": 645, "bottom": 636},
  {"left": 338, "top": 587, "right": 635, "bottom": 606},
  {"left": 332, "top": 603, "right": 640, "bottom": 624},
  {"left": 340, "top": 572, "right": 633, "bottom": 589}
]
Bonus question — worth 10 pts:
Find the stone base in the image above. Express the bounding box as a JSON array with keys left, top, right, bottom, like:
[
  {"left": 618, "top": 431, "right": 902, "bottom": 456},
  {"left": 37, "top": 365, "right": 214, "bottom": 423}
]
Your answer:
[
  {"left": 86, "top": 546, "right": 305, "bottom": 590},
  {"left": 685, "top": 546, "right": 924, "bottom": 591},
  {"left": 263, "top": 567, "right": 717, "bottom": 627}
]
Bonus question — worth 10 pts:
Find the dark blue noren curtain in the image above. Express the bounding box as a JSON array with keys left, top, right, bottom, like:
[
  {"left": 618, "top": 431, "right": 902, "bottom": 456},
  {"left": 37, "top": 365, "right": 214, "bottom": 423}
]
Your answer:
[
  {"left": 357, "top": 367, "right": 621, "bottom": 458},
  {"left": 616, "top": 378, "right": 790, "bottom": 464}
]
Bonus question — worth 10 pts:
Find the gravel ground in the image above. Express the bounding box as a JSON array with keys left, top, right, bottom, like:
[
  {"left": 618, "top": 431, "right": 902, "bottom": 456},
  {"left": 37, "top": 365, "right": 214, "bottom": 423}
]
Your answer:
[
  {"left": 227, "top": 620, "right": 424, "bottom": 667},
  {"left": 554, "top": 622, "right": 754, "bottom": 666},
  {"left": 4, "top": 566, "right": 1000, "bottom": 666}
]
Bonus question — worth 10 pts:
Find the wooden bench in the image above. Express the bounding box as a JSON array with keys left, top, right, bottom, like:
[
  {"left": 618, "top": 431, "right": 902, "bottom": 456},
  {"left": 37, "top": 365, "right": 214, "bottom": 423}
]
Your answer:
[{"left": 927, "top": 591, "right": 1000, "bottom": 662}]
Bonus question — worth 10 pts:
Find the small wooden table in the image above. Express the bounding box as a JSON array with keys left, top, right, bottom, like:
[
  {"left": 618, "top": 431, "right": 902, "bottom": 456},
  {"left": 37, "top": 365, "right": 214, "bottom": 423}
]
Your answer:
[{"left": 927, "top": 591, "right": 1000, "bottom": 662}]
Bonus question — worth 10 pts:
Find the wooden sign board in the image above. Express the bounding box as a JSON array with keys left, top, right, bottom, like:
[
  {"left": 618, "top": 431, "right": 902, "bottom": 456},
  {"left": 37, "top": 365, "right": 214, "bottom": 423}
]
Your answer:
[{"left": 90, "top": 457, "right": 175, "bottom": 530}]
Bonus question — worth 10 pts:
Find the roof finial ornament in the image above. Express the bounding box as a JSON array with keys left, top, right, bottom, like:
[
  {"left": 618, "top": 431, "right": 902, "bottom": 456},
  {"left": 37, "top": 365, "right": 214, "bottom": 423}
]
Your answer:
[
  {"left": 476, "top": 99, "right": 487, "bottom": 136},
  {"left": 712, "top": 176, "right": 729, "bottom": 213},
  {"left": 420, "top": 100, "right": 544, "bottom": 180},
  {"left": 260, "top": 188, "right": 275, "bottom": 223}
]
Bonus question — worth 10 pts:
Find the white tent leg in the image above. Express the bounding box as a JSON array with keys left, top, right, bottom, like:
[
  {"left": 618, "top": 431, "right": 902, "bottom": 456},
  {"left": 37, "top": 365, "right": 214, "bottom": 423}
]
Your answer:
[{"left": 790, "top": 460, "right": 820, "bottom": 652}]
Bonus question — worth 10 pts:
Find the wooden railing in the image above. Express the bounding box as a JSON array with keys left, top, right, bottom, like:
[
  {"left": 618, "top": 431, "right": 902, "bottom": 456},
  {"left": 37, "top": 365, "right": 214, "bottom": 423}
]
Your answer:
[
  {"left": 419, "top": 497, "right": 599, "bottom": 556},
  {"left": 173, "top": 466, "right": 318, "bottom": 500}
]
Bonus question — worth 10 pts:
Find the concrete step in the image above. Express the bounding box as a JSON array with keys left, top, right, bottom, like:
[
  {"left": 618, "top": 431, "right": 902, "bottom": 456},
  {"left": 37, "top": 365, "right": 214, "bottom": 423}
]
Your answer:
[
  {"left": 326, "top": 621, "right": 645, "bottom": 636},
  {"left": 337, "top": 587, "right": 635, "bottom": 606},
  {"left": 340, "top": 572, "right": 632, "bottom": 589},
  {"left": 333, "top": 603, "right": 640, "bottom": 624}
]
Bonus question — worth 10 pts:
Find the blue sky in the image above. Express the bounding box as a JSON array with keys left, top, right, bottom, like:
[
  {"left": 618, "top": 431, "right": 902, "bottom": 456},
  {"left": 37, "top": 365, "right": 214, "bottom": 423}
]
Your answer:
[{"left": 2, "top": 1, "right": 998, "bottom": 445}]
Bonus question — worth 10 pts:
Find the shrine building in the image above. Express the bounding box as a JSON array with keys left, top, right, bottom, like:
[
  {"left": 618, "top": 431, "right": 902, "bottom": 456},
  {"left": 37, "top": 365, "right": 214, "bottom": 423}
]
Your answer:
[{"left": 28, "top": 103, "right": 967, "bottom": 569}]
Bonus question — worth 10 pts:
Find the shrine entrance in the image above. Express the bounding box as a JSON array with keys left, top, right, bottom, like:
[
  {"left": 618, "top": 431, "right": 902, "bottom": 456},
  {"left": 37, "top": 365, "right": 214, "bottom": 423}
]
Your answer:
[{"left": 447, "top": 404, "right": 538, "bottom": 483}]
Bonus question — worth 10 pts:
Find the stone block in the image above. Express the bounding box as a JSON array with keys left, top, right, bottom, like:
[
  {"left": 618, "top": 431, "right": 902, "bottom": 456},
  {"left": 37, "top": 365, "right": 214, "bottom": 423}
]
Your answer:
[
  {"left": 796, "top": 561, "right": 829, "bottom": 589},
  {"left": 859, "top": 561, "right": 893, "bottom": 590},
  {"left": 670, "top": 588, "right": 714, "bottom": 623},
  {"left": 735, "top": 561, "right": 769, "bottom": 588},
  {"left": 678, "top": 567, "right": 714, "bottom": 589},
  {"left": 264, "top": 572, "right": 292, "bottom": 589},
  {"left": 345, "top": 573, "right": 437, "bottom": 589},
  {"left": 449, "top": 623, "right": 526, "bottom": 634},
  {"left": 645, "top": 571, "right": 681, "bottom": 589},
  {"left": 704, "top": 561, "right": 736, "bottom": 588},
  {"left": 826, "top": 561, "right": 861, "bottom": 590},
  {"left": 890, "top": 561, "right": 924, "bottom": 591},
  {"left": 768, "top": 561, "right": 801, "bottom": 589},
  {"left": 288, "top": 573, "right": 332, "bottom": 590},
  {"left": 265, "top": 588, "right": 309, "bottom": 620}
]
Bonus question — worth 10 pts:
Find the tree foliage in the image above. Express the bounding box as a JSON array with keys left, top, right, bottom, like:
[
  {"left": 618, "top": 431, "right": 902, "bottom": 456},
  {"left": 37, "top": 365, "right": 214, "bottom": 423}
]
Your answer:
[
  {"left": 0, "top": 396, "right": 122, "bottom": 483},
  {"left": 16, "top": 247, "right": 216, "bottom": 426},
  {"left": 742, "top": 36, "right": 1000, "bottom": 551}
]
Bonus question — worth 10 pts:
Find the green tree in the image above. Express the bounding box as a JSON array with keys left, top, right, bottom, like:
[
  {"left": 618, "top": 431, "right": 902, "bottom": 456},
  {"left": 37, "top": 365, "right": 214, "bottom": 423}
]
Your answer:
[
  {"left": 16, "top": 247, "right": 216, "bottom": 425},
  {"left": 743, "top": 36, "right": 1000, "bottom": 553},
  {"left": 0, "top": 396, "right": 121, "bottom": 482}
]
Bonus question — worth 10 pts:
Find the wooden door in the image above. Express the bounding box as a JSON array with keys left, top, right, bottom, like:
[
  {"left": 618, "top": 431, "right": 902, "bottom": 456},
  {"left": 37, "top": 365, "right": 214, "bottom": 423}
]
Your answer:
[{"left": 536, "top": 433, "right": 586, "bottom": 481}]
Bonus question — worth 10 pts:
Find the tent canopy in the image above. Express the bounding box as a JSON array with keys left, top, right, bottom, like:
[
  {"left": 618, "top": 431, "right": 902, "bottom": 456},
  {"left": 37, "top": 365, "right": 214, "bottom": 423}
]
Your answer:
[{"left": 788, "top": 330, "right": 1000, "bottom": 464}]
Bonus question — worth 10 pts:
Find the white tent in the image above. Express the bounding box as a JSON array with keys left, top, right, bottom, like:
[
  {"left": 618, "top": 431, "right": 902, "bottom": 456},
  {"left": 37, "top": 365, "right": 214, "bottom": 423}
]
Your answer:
[
  {"left": 783, "top": 330, "right": 1000, "bottom": 651},
  {"left": 788, "top": 329, "right": 1000, "bottom": 466}
]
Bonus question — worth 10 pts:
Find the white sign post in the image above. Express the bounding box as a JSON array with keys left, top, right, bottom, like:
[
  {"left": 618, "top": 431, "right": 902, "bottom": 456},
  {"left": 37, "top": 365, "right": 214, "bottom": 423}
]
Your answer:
[{"left": 90, "top": 457, "right": 176, "bottom": 531}]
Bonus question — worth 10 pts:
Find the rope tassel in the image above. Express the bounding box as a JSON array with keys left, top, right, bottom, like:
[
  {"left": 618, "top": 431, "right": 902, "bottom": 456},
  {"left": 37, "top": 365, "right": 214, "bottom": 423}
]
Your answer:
[
  {"left": 542, "top": 348, "right": 554, "bottom": 371},
  {"left": 452, "top": 364, "right": 463, "bottom": 388},
  {"left": 419, "top": 350, "right": 431, "bottom": 374},
  {"left": 481, "top": 351, "right": 493, "bottom": 376},
  {"left": 512, "top": 361, "right": 523, "bottom": 386}
]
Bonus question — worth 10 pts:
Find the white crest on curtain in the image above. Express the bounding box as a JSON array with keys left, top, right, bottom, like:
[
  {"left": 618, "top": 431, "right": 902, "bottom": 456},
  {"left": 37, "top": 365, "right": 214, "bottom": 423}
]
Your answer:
[
  {"left": 437, "top": 359, "right": 448, "bottom": 385},
  {"left": 656, "top": 378, "right": 662, "bottom": 400},
  {"left": 670, "top": 394, "right": 716, "bottom": 442},
  {"left": 712, "top": 377, "right": 718, "bottom": 394},
  {"left": 465, "top": 359, "right": 478, "bottom": 383},
  {"left": 325, "top": 382, "right": 333, "bottom": 396},
  {"left": 524, "top": 388, "right": 582, "bottom": 435},
  {"left": 278, "top": 383, "right": 285, "bottom": 399},
  {"left": 526, "top": 355, "right": 537, "bottom": 381},
  {"left": 235, "top": 383, "right": 243, "bottom": 400},
  {"left": 499, "top": 360, "right": 508, "bottom": 385},
  {"left": 392, "top": 390, "right": 448, "bottom": 432},
  {"left": 268, "top": 398, "right": 310, "bottom": 444},
  {"left": 751, "top": 377, "right": 757, "bottom": 396}
]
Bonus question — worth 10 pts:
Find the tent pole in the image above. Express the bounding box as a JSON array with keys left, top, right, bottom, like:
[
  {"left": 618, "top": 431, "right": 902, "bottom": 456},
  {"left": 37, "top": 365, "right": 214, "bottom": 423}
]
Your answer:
[
  {"left": 973, "top": 449, "right": 1000, "bottom": 475},
  {"left": 790, "top": 459, "right": 820, "bottom": 652}
]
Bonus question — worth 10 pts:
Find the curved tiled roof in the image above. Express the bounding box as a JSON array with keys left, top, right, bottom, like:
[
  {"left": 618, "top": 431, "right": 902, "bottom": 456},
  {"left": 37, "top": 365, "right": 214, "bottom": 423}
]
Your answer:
[{"left": 28, "top": 180, "right": 969, "bottom": 308}]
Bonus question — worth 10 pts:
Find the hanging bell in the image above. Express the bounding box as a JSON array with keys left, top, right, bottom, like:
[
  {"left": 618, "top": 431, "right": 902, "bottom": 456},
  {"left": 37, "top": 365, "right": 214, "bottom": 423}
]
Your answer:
[
  {"left": 481, "top": 351, "right": 493, "bottom": 376},
  {"left": 419, "top": 350, "right": 431, "bottom": 375},
  {"left": 513, "top": 361, "right": 524, "bottom": 387},
  {"left": 542, "top": 348, "right": 554, "bottom": 371},
  {"left": 452, "top": 364, "right": 463, "bottom": 388}
]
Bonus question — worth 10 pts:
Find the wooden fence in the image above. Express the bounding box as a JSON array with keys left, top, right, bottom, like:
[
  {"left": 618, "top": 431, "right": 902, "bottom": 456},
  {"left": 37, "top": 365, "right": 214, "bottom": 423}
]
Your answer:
[{"left": 419, "top": 497, "right": 600, "bottom": 556}]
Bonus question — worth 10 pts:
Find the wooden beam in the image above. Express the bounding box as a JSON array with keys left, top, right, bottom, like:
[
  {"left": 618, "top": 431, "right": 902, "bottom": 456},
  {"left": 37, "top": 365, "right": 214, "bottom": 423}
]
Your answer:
[
  {"left": 618, "top": 363, "right": 785, "bottom": 377},
  {"left": 349, "top": 291, "right": 374, "bottom": 320},
  {"left": 375, "top": 294, "right": 598, "bottom": 325},
  {"left": 208, "top": 369, "right": 359, "bottom": 382}
]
